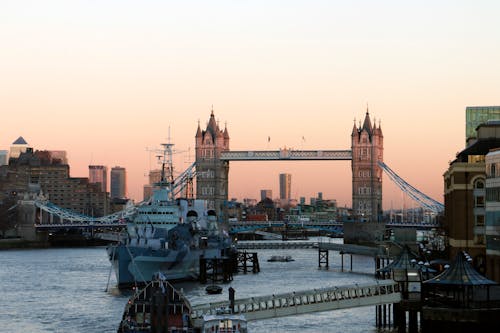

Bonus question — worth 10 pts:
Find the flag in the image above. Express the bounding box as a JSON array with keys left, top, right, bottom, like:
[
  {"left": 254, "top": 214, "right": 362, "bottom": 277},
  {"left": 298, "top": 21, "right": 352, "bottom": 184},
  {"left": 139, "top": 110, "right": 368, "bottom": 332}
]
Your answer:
[
  {"left": 268, "top": 136, "right": 271, "bottom": 142},
  {"left": 302, "top": 136, "right": 305, "bottom": 142}
]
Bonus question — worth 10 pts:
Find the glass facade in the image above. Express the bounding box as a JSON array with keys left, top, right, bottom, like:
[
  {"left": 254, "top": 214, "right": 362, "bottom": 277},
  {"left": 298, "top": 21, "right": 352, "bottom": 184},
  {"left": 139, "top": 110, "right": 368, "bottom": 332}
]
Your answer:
[{"left": 466, "top": 106, "right": 500, "bottom": 140}]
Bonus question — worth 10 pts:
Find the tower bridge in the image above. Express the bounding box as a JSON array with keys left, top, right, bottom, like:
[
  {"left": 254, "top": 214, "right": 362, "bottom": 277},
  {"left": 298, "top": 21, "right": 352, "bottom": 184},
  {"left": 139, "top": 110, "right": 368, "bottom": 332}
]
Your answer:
[
  {"left": 196, "top": 110, "right": 384, "bottom": 221},
  {"left": 24, "top": 109, "right": 443, "bottom": 231}
]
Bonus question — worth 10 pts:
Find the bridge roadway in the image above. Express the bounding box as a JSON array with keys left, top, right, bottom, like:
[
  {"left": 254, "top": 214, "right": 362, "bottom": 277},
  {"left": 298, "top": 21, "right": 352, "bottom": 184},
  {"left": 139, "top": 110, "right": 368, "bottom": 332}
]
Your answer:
[
  {"left": 230, "top": 220, "right": 343, "bottom": 227},
  {"left": 190, "top": 280, "right": 401, "bottom": 327},
  {"left": 220, "top": 149, "right": 352, "bottom": 161},
  {"left": 34, "top": 223, "right": 125, "bottom": 230},
  {"left": 33, "top": 220, "right": 437, "bottom": 230}
]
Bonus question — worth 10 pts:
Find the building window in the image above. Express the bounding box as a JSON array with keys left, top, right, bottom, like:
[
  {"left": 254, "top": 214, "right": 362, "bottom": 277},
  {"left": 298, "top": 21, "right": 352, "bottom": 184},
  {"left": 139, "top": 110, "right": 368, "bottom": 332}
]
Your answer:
[
  {"left": 475, "top": 234, "right": 485, "bottom": 245},
  {"left": 475, "top": 196, "right": 485, "bottom": 207},
  {"left": 491, "top": 164, "right": 496, "bottom": 177},
  {"left": 474, "top": 180, "right": 485, "bottom": 189},
  {"left": 476, "top": 215, "right": 485, "bottom": 226}
]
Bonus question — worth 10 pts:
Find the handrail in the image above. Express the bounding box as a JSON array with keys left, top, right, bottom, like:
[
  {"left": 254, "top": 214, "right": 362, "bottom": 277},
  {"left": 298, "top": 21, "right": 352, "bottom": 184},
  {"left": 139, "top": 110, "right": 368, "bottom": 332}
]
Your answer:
[{"left": 191, "top": 280, "right": 400, "bottom": 320}]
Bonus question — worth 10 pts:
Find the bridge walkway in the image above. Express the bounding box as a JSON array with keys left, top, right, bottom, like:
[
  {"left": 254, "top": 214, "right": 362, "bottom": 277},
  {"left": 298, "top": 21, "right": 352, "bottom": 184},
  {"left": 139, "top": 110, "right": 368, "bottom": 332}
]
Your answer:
[
  {"left": 253, "top": 230, "right": 282, "bottom": 240},
  {"left": 190, "top": 280, "right": 401, "bottom": 327},
  {"left": 236, "top": 241, "right": 319, "bottom": 250}
]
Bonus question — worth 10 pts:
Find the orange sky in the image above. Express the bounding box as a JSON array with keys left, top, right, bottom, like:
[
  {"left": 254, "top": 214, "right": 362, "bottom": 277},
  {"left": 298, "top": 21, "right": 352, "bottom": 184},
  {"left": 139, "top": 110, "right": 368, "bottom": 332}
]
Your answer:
[{"left": 1, "top": 1, "right": 499, "bottom": 209}]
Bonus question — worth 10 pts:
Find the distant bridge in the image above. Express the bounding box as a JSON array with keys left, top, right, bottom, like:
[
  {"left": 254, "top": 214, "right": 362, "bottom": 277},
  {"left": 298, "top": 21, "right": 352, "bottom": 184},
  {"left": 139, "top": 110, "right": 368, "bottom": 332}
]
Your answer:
[
  {"left": 235, "top": 240, "right": 387, "bottom": 257},
  {"left": 190, "top": 280, "right": 401, "bottom": 326}
]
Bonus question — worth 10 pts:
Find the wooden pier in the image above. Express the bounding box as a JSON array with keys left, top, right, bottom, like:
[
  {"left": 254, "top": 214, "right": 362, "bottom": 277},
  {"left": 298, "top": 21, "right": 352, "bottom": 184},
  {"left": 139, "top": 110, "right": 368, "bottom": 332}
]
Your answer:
[{"left": 199, "top": 251, "right": 260, "bottom": 284}]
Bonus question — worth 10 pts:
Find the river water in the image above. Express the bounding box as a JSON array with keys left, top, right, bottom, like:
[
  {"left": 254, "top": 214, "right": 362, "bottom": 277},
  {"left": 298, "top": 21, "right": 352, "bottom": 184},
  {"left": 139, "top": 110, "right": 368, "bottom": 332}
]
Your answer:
[{"left": 0, "top": 240, "right": 392, "bottom": 333}]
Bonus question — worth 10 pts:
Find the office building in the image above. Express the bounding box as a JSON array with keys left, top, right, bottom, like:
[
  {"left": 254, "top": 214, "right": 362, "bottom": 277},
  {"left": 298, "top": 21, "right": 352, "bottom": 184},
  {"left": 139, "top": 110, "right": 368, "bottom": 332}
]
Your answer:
[
  {"left": 444, "top": 121, "right": 500, "bottom": 267},
  {"left": 466, "top": 106, "right": 500, "bottom": 146},
  {"left": 149, "top": 169, "right": 162, "bottom": 184},
  {"left": 0, "top": 150, "right": 109, "bottom": 216},
  {"left": 0, "top": 150, "right": 8, "bottom": 166},
  {"left": 260, "top": 189, "right": 272, "bottom": 201},
  {"left": 143, "top": 169, "right": 162, "bottom": 200},
  {"left": 485, "top": 149, "right": 500, "bottom": 282},
  {"left": 110, "top": 166, "right": 127, "bottom": 199},
  {"left": 9, "top": 136, "right": 29, "bottom": 159},
  {"left": 279, "top": 173, "right": 291, "bottom": 200},
  {"left": 89, "top": 165, "right": 108, "bottom": 193},
  {"left": 48, "top": 150, "right": 68, "bottom": 164}
]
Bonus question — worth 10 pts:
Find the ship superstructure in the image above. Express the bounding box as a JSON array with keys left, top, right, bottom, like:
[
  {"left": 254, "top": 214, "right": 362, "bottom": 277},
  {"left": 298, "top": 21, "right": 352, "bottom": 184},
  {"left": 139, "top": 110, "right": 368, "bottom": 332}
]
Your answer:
[{"left": 107, "top": 141, "right": 234, "bottom": 288}]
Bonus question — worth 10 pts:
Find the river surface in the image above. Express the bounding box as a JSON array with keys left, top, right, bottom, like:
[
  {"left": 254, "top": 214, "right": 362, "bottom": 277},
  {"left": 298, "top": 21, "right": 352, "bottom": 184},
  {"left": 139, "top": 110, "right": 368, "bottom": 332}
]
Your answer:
[{"left": 0, "top": 239, "right": 393, "bottom": 333}]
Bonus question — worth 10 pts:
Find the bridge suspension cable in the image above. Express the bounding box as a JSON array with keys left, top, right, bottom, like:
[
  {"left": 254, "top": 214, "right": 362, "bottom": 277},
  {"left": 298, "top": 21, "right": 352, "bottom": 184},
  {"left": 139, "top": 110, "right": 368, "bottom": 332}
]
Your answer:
[
  {"left": 378, "top": 161, "right": 444, "bottom": 214},
  {"left": 34, "top": 162, "right": 198, "bottom": 226}
]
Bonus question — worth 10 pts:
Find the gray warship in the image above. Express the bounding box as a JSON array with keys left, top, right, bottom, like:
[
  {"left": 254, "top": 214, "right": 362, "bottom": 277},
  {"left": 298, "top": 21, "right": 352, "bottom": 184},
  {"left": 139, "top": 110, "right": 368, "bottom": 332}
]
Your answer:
[{"left": 106, "top": 142, "right": 234, "bottom": 288}]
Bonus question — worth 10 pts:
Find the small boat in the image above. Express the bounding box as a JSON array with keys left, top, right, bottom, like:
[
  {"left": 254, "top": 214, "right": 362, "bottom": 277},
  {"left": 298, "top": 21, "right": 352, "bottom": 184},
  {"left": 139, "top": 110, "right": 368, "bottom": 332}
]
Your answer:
[
  {"left": 117, "top": 274, "right": 193, "bottom": 332},
  {"left": 267, "top": 255, "right": 294, "bottom": 262},
  {"left": 202, "top": 307, "right": 247, "bottom": 333},
  {"left": 206, "top": 284, "right": 223, "bottom": 294}
]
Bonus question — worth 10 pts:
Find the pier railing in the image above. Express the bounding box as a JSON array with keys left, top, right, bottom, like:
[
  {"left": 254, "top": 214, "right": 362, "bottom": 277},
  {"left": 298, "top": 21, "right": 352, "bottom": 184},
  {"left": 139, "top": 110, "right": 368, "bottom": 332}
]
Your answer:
[
  {"left": 191, "top": 280, "right": 401, "bottom": 325},
  {"left": 236, "top": 241, "right": 319, "bottom": 250}
]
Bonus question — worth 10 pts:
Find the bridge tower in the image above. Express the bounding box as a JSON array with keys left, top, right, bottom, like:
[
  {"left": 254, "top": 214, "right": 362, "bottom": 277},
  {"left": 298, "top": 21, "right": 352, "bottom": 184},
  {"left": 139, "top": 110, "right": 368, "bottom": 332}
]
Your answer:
[
  {"left": 351, "top": 110, "right": 383, "bottom": 222},
  {"left": 195, "top": 110, "right": 230, "bottom": 217}
]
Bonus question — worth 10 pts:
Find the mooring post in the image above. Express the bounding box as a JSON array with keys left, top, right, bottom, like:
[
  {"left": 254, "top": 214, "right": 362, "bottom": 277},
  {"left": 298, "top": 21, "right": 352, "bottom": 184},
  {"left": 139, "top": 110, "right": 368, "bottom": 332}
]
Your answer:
[
  {"left": 409, "top": 310, "right": 418, "bottom": 333},
  {"left": 199, "top": 255, "right": 206, "bottom": 283},
  {"left": 229, "top": 287, "right": 235, "bottom": 313},
  {"left": 252, "top": 252, "right": 260, "bottom": 273}
]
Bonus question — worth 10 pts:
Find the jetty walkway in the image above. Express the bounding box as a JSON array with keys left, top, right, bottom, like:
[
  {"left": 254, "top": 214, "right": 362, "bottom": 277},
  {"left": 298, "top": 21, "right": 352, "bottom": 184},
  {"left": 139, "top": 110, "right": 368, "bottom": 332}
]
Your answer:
[
  {"left": 236, "top": 240, "right": 387, "bottom": 257},
  {"left": 190, "top": 280, "right": 401, "bottom": 327}
]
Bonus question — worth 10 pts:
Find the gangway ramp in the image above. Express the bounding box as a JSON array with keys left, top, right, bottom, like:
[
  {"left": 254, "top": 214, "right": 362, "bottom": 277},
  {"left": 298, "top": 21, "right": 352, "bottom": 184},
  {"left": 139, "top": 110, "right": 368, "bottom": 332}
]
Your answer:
[
  {"left": 190, "top": 280, "right": 401, "bottom": 326},
  {"left": 254, "top": 231, "right": 282, "bottom": 240},
  {"left": 236, "top": 241, "right": 318, "bottom": 250}
]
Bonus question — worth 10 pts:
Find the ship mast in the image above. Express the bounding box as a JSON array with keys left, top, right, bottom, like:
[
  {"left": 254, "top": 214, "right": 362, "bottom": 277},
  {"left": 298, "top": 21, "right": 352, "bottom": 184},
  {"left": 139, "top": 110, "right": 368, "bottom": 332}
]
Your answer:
[{"left": 158, "top": 128, "right": 175, "bottom": 201}]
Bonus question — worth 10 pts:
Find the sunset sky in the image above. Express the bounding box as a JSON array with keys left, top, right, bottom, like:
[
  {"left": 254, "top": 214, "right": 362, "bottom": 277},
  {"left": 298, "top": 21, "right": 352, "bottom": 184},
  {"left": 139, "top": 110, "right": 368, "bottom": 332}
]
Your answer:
[{"left": 1, "top": 1, "right": 499, "bottom": 209}]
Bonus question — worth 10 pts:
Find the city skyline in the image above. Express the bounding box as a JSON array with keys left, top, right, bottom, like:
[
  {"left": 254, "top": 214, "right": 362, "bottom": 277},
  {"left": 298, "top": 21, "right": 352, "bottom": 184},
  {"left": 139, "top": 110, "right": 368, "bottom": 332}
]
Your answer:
[{"left": 2, "top": 1, "right": 499, "bottom": 208}]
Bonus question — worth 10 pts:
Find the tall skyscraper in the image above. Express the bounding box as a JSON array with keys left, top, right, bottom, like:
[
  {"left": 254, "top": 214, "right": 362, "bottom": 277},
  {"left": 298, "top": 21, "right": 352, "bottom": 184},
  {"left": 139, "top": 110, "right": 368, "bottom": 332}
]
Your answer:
[
  {"left": 110, "top": 166, "right": 126, "bottom": 199},
  {"left": 279, "top": 173, "right": 291, "bottom": 200},
  {"left": 89, "top": 165, "right": 108, "bottom": 192},
  {"left": 9, "top": 136, "right": 29, "bottom": 159},
  {"left": 149, "top": 169, "right": 162, "bottom": 184},
  {"left": 260, "top": 189, "right": 272, "bottom": 201},
  {"left": 143, "top": 169, "right": 162, "bottom": 200}
]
